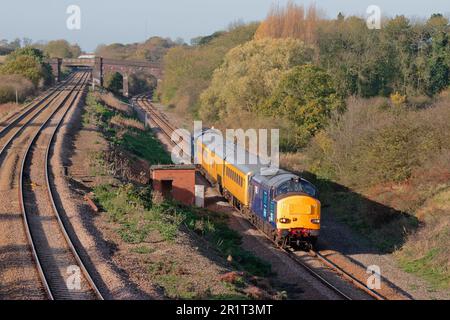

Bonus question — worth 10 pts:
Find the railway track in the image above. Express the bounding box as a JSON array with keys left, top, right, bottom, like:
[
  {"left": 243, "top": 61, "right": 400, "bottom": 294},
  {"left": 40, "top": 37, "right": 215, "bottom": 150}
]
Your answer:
[
  {"left": 133, "top": 95, "right": 389, "bottom": 301},
  {"left": 307, "top": 250, "right": 385, "bottom": 300},
  {"left": 0, "top": 74, "right": 78, "bottom": 153},
  {"left": 0, "top": 72, "right": 103, "bottom": 300},
  {"left": 0, "top": 73, "right": 77, "bottom": 136},
  {"left": 133, "top": 95, "right": 179, "bottom": 144}
]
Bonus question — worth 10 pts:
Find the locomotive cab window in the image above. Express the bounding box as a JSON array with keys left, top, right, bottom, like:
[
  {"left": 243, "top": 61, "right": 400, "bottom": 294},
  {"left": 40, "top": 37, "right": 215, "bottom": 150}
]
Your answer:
[{"left": 276, "top": 179, "right": 317, "bottom": 197}]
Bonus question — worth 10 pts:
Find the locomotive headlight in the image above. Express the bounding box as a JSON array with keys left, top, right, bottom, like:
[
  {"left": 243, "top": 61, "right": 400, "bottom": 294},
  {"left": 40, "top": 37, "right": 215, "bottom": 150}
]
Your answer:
[
  {"left": 311, "top": 219, "right": 320, "bottom": 225},
  {"left": 279, "top": 218, "right": 291, "bottom": 224}
]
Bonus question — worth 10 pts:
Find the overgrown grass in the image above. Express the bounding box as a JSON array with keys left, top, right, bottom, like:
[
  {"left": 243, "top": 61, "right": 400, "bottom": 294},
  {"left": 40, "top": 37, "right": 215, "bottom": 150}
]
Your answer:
[
  {"left": 301, "top": 95, "right": 450, "bottom": 289},
  {"left": 398, "top": 247, "right": 450, "bottom": 291},
  {"left": 94, "top": 183, "right": 271, "bottom": 278},
  {"left": 94, "top": 183, "right": 271, "bottom": 299},
  {"left": 395, "top": 188, "right": 450, "bottom": 290},
  {"left": 0, "top": 74, "right": 35, "bottom": 103},
  {"left": 87, "top": 89, "right": 272, "bottom": 298},
  {"left": 84, "top": 91, "right": 171, "bottom": 165}
]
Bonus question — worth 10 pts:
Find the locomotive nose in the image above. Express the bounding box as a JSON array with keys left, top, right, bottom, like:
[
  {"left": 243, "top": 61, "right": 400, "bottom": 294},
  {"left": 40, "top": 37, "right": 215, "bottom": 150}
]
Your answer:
[{"left": 276, "top": 195, "right": 321, "bottom": 231}]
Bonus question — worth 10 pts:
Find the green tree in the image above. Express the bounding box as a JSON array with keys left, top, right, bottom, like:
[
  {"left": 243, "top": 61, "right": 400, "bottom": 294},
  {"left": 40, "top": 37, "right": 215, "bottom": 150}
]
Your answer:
[
  {"left": 423, "top": 15, "right": 450, "bottom": 95},
  {"left": 129, "top": 72, "right": 157, "bottom": 95},
  {"left": 104, "top": 72, "right": 123, "bottom": 94},
  {"left": 43, "top": 40, "right": 81, "bottom": 58},
  {"left": 265, "top": 65, "right": 345, "bottom": 149},
  {"left": 1, "top": 47, "right": 52, "bottom": 86},
  {"left": 156, "top": 23, "right": 259, "bottom": 115},
  {"left": 199, "top": 38, "right": 315, "bottom": 123}
]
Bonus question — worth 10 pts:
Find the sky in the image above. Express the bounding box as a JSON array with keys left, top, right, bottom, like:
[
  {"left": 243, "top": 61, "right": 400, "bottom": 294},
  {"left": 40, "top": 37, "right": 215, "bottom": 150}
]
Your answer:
[{"left": 1, "top": 0, "right": 449, "bottom": 52}]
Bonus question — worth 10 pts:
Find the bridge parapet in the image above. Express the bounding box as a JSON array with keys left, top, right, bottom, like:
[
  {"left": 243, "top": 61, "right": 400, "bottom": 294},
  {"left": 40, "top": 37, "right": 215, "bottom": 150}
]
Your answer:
[
  {"left": 62, "top": 58, "right": 95, "bottom": 67},
  {"left": 47, "top": 57, "right": 163, "bottom": 97}
]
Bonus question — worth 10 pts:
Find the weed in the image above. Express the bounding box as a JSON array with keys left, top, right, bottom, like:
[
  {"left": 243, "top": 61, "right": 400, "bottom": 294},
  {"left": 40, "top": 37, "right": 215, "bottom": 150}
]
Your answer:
[{"left": 131, "top": 246, "right": 154, "bottom": 254}]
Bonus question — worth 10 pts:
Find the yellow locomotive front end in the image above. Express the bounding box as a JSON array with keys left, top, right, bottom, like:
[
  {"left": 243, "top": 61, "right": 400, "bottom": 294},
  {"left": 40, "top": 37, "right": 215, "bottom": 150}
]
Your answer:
[{"left": 276, "top": 194, "right": 321, "bottom": 246}]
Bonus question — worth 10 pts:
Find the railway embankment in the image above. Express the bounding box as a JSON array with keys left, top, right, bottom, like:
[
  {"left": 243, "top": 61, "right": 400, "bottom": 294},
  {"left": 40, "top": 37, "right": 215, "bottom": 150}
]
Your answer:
[
  {"left": 151, "top": 97, "right": 450, "bottom": 300},
  {"left": 57, "top": 89, "right": 283, "bottom": 300}
]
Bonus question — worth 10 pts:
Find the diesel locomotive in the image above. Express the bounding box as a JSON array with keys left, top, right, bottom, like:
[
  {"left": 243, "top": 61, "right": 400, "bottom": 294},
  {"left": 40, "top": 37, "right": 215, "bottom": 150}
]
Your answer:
[{"left": 194, "top": 129, "right": 321, "bottom": 248}]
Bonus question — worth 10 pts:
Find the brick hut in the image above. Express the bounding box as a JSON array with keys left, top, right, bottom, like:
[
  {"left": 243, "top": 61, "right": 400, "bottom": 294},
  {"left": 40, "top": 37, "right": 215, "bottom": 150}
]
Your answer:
[{"left": 150, "top": 165, "right": 197, "bottom": 206}]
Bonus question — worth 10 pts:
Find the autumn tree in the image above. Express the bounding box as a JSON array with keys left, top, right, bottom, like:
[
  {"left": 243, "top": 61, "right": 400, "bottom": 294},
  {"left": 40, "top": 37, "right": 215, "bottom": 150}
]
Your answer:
[
  {"left": 265, "top": 65, "right": 345, "bottom": 149},
  {"left": 199, "top": 38, "right": 315, "bottom": 123},
  {"left": 1, "top": 47, "right": 52, "bottom": 87},
  {"left": 42, "top": 40, "right": 81, "bottom": 58},
  {"left": 156, "top": 23, "right": 258, "bottom": 115},
  {"left": 254, "top": 1, "right": 321, "bottom": 45}
]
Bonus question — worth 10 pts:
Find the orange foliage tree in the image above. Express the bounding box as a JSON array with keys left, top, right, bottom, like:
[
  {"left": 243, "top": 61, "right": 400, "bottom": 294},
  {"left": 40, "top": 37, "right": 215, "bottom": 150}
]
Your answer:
[{"left": 254, "top": 1, "right": 322, "bottom": 44}]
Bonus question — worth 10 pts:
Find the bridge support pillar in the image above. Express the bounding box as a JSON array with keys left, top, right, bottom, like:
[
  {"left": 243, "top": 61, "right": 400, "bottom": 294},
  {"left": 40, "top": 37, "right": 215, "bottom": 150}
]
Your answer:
[
  {"left": 93, "top": 57, "right": 104, "bottom": 87},
  {"left": 49, "top": 58, "right": 62, "bottom": 82},
  {"left": 123, "top": 74, "right": 129, "bottom": 97}
]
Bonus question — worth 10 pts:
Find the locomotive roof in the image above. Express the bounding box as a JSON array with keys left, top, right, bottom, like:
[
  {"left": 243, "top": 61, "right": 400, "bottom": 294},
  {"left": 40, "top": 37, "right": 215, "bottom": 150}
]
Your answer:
[{"left": 252, "top": 169, "right": 301, "bottom": 187}]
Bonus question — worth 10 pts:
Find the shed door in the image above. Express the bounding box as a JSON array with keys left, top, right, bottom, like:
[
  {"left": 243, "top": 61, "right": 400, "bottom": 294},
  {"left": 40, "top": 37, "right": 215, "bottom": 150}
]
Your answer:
[{"left": 161, "top": 180, "right": 173, "bottom": 199}]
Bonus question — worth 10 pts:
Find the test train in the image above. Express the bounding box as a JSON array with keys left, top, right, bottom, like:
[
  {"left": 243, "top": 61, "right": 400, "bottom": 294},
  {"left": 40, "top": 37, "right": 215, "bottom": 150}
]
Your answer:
[{"left": 194, "top": 129, "right": 321, "bottom": 248}]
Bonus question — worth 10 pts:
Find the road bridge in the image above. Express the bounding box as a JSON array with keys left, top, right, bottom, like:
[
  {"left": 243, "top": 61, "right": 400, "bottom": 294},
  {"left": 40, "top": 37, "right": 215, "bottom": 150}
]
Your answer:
[{"left": 47, "top": 57, "right": 162, "bottom": 97}]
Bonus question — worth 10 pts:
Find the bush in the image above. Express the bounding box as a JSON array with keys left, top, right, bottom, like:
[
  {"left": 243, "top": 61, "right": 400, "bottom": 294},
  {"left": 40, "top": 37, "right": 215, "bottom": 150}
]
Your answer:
[
  {"left": 0, "top": 74, "right": 35, "bottom": 103},
  {"left": 307, "top": 96, "right": 450, "bottom": 187},
  {"left": 0, "top": 47, "right": 52, "bottom": 87},
  {"left": 104, "top": 72, "right": 123, "bottom": 95}
]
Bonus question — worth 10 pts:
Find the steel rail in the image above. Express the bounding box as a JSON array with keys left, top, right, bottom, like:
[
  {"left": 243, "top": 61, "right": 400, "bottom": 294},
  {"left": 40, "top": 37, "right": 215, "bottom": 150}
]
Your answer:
[
  {"left": 18, "top": 72, "right": 102, "bottom": 300},
  {"left": 135, "top": 95, "right": 177, "bottom": 142},
  {"left": 44, "top": 73, "right": 104, "bottom": 300},
  {"left": 0, "top": 73, "right": 77, "bottom": 138},
  {"left": 0, "top": 74, "right": 78, "bottom": 157},
  {"left": 309, "top": 250, "right": 386, "bottom": 300},
  {"left": 18, "top": 72, "right": 86, "bottom": 299}
]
